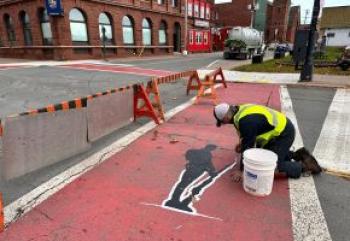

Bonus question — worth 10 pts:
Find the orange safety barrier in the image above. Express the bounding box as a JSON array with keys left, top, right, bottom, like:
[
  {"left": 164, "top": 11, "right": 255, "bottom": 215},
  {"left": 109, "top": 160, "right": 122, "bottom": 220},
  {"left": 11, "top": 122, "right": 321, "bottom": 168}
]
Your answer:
[
  {"left": 0, "top": 121, "right": 3, "bottom": 137},
  {"left": 134, "top": 84, "right": 160, "bottom": 124},
  {"left": 0, "top": 193, "right": 4, "bottom": 233},
  {"left": 146, "top": 80, "right": 165, "bottom": 121},
  {"left": 211, "top": 67, "right": 227, "bottom": 88},
  {"left": 195, "top": 70, "right": 221, "bottom": 105},
  {"left": 187, "top": 68, "right": 227, "bottom": 95},
  {"left": 186, "top": 71, "right": 202, "bottom": 96}
]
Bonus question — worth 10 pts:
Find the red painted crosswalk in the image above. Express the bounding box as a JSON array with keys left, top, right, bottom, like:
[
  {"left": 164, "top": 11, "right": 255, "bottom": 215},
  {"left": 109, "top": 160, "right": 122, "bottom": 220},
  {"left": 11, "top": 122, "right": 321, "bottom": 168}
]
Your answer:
[{"left": 0, "top": 83, "right": 293, "bottom": 241}]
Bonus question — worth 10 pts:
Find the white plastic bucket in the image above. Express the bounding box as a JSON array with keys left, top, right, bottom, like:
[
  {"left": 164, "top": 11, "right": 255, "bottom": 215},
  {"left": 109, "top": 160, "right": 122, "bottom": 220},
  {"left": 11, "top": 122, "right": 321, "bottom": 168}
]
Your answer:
[{"left": 243, "top": 148, "right": 278, "bottom": 197}]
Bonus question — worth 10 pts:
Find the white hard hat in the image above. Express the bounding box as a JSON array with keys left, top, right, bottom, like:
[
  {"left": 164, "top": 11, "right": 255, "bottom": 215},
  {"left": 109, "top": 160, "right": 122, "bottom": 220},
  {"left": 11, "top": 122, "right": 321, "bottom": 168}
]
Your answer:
[{"left": 213, "top": 103, "right": 230, "bottom": 127}]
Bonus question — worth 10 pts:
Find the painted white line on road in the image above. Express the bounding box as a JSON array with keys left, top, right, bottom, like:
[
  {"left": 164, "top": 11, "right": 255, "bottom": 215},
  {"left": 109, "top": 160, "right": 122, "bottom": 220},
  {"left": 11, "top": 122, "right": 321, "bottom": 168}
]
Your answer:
[
  {"left": 3, "top": 94, "right": 199, "bottom": 227},
  {"left": 281, "top": 86, "right": 332, "bottom": 241},
  {"left": 56, "top": 65, "right": 170, "bottom": 77},
  {"left": 206, "top": 60, "right": 219, "bottom": 68},
  {"left": 313, "top": 89, "right": 350, "bottom": 174}
]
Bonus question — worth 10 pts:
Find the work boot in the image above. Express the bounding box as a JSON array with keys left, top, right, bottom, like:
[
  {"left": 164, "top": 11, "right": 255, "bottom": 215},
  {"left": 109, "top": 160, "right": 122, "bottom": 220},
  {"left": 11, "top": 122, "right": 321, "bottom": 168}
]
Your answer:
[{"left": 292, "top": 147, "right": 322, "bottom": 175}]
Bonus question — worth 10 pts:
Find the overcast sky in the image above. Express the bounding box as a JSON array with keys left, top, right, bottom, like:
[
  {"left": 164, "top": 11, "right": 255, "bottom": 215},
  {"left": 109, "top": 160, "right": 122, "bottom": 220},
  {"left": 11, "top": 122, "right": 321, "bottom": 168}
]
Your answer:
[{"left": 215, "top": 0, "right": 350, "bottom": 23}]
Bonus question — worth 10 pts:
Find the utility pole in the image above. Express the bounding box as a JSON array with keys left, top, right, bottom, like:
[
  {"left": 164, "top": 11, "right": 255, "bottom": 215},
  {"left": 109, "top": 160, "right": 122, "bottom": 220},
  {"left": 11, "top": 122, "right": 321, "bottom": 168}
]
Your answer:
[
  {"left": 248, "top": 0, "right": 259, "bottom": 28},
  {"left": 304, "top": 9, "right": 309, "bottom": 24},
  {"left": 183, "top": 0, "right": 188, "bottom": 55},
  {"left": 300, "top": 0, "right": 321, "bottom": 82}
]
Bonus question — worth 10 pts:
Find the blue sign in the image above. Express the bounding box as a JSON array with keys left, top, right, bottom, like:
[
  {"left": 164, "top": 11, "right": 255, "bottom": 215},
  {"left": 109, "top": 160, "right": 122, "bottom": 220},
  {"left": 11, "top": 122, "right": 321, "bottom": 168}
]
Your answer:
[{"left": 45, "top": 0, "right": 63, "bottom": 16}]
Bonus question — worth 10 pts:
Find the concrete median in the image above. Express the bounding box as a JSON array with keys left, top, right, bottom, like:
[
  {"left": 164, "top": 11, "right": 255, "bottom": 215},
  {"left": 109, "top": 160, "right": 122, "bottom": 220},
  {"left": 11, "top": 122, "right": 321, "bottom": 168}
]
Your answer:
[
  {"left": 87, "top": 89, "right": 134, "bottom": 142},
  {"left": 2, "top": 109, "right": 90, "bottom": 180}
]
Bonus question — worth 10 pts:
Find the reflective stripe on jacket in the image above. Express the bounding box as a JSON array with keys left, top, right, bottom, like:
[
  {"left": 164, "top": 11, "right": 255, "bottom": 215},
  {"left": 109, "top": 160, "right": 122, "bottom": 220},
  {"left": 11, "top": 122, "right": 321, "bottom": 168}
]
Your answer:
[{"left": 233, "top": 104, "right": 287, "bottom": 147}]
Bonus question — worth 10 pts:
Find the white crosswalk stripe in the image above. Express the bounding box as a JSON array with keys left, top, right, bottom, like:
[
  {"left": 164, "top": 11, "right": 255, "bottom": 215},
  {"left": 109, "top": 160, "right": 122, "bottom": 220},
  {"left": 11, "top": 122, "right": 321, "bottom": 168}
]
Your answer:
[{"left": 281, "top": 86, "right": 332, "bottom": 241}]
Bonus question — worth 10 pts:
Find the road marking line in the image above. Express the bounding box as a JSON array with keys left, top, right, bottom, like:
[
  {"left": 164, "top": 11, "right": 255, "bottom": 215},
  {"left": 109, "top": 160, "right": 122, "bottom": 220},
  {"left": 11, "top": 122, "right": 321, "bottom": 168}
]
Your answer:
[
  {"left": 313, "top": 89, "right": 350, "bottom": 174},
  {"left": 206, "top": 60, "right": 219, "bottom": 68},
  {"left": 57, "top": 64, "right": 175, "bottom": 77},
  {"left": 4, "top": 94, "right": 199, "bottom": 227},
  {"left": 280, "top": 86, "right": 332, "bottom": 241}
]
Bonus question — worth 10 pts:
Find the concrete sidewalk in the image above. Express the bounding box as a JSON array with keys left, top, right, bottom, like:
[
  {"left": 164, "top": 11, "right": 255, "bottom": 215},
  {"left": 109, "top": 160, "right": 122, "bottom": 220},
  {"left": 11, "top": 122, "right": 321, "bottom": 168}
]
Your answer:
[
  {"left": 198, "top": 70, "right": 350, "bottom": 88},
  {"left": 0, "top": 83, "right": 294, "bottom": 241}
]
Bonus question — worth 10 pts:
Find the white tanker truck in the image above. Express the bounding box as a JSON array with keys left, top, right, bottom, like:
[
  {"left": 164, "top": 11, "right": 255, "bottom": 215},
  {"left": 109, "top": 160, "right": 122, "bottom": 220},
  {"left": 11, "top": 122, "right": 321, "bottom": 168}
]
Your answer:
[{"left": 223, "top": 26, "right": 263, "bottom": 60}]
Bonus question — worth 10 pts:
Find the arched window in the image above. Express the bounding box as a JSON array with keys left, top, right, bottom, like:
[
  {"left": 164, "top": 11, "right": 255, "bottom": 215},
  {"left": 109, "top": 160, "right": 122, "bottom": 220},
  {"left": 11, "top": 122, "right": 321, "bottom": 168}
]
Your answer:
[
  {"left": 69, "top": 8, "right": 88, "bottom": 43},
  {"left": 39, "top": 8, "right": 53, "bottom": 45},
  {"left": 99, "top": 12, "right": 113, "bottom": 44},
  {"left": 122, "top": 16, "right": 134, "bottom": 45},
  {"left": 142, "top": 18, "right": 151, "bottom": 46},
  {"left": 20, "top": 11, "right": 33, "bottom": 46},
  {"left": 4, "top": 14, "right": 16, "bottom": 44},
  {"left": 158, "top": 21, "right": 167, "bottom": 45}
]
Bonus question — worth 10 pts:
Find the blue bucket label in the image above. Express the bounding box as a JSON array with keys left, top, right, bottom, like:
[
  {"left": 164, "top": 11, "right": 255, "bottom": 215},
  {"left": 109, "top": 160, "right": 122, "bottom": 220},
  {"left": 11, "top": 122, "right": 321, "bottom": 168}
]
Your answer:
[
  {"left": 244, "top": 170, "right": 258, "bottom": 192},
  {"left": 246, "top": 171, "right": 257, "bottom": 179}
]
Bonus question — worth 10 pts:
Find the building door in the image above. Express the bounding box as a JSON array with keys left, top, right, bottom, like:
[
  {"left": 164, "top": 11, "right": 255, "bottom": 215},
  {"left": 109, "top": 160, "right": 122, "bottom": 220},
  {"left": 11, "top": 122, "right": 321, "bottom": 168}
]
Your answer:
[{"left": 173, "top": 23, "right": 181, "bottom": 52}]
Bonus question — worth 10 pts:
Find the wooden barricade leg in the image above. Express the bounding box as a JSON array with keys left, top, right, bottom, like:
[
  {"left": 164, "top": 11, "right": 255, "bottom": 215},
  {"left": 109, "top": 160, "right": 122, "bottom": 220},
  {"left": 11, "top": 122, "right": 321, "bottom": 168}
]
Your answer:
[
  {"left": 0, "top": 193, "right": 4, "bottom": 233},
  {"left": 133, "top": 84, "right": 160, "bottom": 124},
  {"left": 214, "top": 67, "right": 228, "bottom": 88},
  {"left": 186, "top": 71, "right": 202, "bottom": 95},
  {"left": 195, "top": 76, "right": 218, "bottom": 105},
  {"left": 146, "top": 80, "right": 165, "bottom": 121}
]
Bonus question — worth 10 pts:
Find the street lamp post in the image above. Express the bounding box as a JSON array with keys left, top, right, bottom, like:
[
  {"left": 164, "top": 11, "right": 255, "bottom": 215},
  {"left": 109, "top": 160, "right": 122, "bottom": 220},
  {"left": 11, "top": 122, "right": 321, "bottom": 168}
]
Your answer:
[
  {"left": 183, "top": 0, "right": 188, "bottom": 55},
  {"left": 300, "top": 0, "right": 321, "bottom": 82}
]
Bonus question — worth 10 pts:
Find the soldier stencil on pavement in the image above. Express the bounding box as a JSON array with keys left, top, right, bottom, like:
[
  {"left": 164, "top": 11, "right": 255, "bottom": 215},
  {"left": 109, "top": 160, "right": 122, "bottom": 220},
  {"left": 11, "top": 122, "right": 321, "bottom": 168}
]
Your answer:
[{"left": 163, "top": 144, "right": 235, "bottom": 213}]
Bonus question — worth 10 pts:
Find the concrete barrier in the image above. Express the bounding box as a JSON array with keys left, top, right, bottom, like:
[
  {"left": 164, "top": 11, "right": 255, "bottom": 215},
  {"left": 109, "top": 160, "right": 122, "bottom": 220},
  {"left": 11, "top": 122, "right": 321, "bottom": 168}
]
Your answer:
[
  {"left": 87, "top": 89, "right": 133, "bottom": 142},
  {"left": 2, "top": 109, "right": 90, "bottom": 180}
]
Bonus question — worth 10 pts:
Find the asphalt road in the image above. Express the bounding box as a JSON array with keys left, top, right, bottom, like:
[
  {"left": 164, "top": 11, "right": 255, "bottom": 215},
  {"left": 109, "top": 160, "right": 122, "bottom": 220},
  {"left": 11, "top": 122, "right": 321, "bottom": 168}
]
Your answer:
[
  {"left": 0, "top": 53, "right": 348, "bottom": 241},
  {"left": 289, "top": 87, "right": 350, "bottom": 241},
  {"left": 0, "top": 52, "right": 237, "bottom": 118}
]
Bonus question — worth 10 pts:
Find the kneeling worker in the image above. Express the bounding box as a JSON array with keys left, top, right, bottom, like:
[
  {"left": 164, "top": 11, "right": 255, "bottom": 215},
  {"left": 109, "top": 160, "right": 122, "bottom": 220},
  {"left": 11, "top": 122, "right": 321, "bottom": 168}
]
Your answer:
[{"left": 213, "top": 103, "right": 322, "bottom": 181}]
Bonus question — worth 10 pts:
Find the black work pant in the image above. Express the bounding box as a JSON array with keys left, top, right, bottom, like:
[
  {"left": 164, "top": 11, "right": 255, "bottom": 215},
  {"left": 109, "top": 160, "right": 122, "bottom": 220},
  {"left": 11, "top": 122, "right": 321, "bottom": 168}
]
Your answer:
[{"left": 264, "top": 118, "right": 302, "bottom": 178}]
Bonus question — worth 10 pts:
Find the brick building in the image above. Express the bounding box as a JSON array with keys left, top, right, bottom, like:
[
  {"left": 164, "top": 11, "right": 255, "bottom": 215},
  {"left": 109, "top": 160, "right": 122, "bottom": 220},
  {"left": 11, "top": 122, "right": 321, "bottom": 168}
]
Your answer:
[
  {"left": 214, "top": 0, "right": 253, "bottom": 28},
  {"left": 214, "top": 0, "right": 299, "bottom": 44},
  {"left": 0, "top": 0, "right": 214, "bottom": 60},
  {"left": 286, "top": 6, "right": 300, "bottom": 43},
  {"left": 265, "top": 0, "right": 291, "bottom": 43}
]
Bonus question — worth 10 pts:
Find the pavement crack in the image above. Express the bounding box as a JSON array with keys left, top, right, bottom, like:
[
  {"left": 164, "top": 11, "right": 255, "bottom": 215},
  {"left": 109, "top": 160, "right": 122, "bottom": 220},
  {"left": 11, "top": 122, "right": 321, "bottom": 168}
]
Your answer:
[{"left": 35, "top": 208, "right": 54, "bottom": 221}]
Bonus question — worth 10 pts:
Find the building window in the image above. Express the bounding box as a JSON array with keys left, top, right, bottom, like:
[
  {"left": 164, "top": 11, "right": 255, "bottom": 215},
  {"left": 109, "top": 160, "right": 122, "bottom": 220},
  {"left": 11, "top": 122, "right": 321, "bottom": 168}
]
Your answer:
[
  {"left": 188, "top": 1, "right": 193, "bottom": 16},
  {"left": 172, "top": 0, "right": 178, "bottom": 7},
  {"left": 69, "top": 8, "right": 88, "bottom": 43},
  {"left": 159, "top": 21, "right": 167, "bottom": 45},
  {"left": 204, "top": 32, "right": 208, "bottom": 45},
  {"left": 157, "top": 0, "right": 165, "bottom": 4},
  {"left": 20, "top": 11, "right": 33, "bottom": 46},
  {"left": 122, "top": 16, "right": 134, "bottom": 45},
  {"left": 196, "top": 32, "right": 202, "bottom": 45},
  {"left": 194, "top": 1, "right": 199, "bottom": 17},
  {"left": 99, "top": 12, "right": 113, "bottom": 44},
  {"left": 39, "top": 8, "right": 53, "bottom": 45},
  {"left": 348, "top": 32, "right": 350, "bottom": 37},
  {"left": 327, "top": 32, "right": 335, "bottom": 38},
  {"left": 200, "top": 3, "right": 205, "bottom": 19},
  {"left": 206, "top": 4, "right": 210, "bottom": 19},
  {"left": 189, "top": 30, "right": 194, "bottom": 44},
  {"left": 4, "top": 14, "right": 16, "bottom": 44},
  {"left": 142, "top": 18, "right": 152, "bottom": 46}
]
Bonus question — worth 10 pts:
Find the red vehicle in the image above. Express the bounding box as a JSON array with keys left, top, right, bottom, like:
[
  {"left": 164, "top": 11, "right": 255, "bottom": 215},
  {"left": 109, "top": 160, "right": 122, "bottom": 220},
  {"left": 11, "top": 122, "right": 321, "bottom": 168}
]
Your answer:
[{"left": 212, "top": 27, "right": 231, "bottom": 51}]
